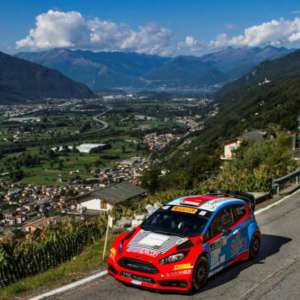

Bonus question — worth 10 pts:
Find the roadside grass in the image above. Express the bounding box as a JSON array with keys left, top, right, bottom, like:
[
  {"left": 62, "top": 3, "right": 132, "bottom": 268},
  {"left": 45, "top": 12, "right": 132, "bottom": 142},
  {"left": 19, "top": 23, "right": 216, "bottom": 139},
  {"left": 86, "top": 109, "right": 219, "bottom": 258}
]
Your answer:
[{"left": 0, "top": 235, "right": 116, "bottom": 300}]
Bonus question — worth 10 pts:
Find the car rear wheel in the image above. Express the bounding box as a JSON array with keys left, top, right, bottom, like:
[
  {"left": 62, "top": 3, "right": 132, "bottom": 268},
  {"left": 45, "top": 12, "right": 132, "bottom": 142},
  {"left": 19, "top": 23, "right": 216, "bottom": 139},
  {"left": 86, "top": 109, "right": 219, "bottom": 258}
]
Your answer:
[
  {"left": 192, "top": 256, "right": 208, "bottom": 291},
  {"left": 249, "top": 231, "right": 261, "bottom": 259}
]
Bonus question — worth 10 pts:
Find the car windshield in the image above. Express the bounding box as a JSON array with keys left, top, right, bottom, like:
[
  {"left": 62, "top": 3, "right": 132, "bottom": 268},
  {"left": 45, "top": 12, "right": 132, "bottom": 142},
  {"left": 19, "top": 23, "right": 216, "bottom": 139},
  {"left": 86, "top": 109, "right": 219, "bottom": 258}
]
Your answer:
[{"left": 141, "top": 208, "right": 208, "bottom": 237}]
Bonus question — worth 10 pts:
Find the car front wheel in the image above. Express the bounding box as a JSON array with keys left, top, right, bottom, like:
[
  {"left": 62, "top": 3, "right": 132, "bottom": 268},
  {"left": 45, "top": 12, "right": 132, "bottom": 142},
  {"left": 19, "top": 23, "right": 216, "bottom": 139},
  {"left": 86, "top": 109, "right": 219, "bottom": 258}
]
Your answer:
[{"left": 192, "top": 256, "right": 208, "bottom": 292}]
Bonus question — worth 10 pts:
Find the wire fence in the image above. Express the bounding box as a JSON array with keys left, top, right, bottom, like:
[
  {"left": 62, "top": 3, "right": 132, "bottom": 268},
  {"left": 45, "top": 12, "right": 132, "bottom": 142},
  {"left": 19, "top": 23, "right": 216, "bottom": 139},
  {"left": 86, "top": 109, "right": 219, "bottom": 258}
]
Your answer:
[{"left": 0, "top": 222, "right": 105, "bottom": 288}]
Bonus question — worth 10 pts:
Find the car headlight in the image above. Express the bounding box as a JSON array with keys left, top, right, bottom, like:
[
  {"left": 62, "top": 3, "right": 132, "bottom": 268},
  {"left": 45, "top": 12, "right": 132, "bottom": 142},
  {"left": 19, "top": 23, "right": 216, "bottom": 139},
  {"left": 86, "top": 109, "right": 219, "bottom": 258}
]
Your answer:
[{"left": 160, "top": 252, "right": 186, "bottom": 264}]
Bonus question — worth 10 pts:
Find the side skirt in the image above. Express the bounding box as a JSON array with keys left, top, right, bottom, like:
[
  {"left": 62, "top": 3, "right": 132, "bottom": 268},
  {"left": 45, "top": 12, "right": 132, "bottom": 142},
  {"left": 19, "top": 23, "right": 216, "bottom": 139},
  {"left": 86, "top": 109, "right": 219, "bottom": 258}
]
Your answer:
[{"left": 208, "top": 251, "right": 249, "bottom": 277}]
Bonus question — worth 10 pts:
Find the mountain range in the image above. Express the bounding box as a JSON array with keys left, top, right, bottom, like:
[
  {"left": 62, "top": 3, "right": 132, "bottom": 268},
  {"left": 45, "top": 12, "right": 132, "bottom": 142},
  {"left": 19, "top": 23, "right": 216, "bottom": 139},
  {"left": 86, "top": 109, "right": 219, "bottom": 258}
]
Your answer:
[
  {"left": 199, "top": 48, "right": 300, "bottom": 148},
  {"left": 0, "top": 52, "right": 95, "bottom": 104},
  {"left": 17, "top": 46, "right": 291, "bottom": 91}
]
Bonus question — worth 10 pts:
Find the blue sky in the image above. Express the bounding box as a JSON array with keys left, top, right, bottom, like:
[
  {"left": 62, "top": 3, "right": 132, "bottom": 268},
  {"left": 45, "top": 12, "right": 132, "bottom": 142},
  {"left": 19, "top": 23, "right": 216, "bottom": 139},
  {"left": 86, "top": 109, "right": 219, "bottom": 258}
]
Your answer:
[{"left": 1, "top": 0, "right": 300, "bottom": 55}]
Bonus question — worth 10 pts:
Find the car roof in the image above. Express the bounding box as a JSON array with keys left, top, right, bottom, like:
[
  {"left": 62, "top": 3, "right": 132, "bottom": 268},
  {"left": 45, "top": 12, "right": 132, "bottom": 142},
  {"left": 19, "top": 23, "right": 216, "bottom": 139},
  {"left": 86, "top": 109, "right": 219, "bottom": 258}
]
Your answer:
[{"left": 167, "top": 194, "right": 245, "bottom": 213}]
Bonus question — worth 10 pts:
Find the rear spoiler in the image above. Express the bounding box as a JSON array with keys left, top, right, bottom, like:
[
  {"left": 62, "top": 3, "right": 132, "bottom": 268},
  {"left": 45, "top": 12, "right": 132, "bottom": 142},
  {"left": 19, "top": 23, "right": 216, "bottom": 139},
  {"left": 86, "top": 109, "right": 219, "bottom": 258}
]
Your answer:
[{"left": 208, "top": 190, "right": 256, "bottom": 211}]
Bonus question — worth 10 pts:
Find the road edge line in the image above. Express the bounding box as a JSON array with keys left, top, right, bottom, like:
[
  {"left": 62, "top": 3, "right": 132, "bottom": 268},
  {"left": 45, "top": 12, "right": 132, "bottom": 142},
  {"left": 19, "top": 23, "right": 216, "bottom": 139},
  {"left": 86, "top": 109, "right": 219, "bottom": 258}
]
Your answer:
[
  {"left": 28, "top": 189, "right": 299, "bottom": 300},
  {"left": 254, "top": 188, "right": 299, "bottom": 215},
  {"left": 29, "top": 270, "right": 108, "bottom": 300}
]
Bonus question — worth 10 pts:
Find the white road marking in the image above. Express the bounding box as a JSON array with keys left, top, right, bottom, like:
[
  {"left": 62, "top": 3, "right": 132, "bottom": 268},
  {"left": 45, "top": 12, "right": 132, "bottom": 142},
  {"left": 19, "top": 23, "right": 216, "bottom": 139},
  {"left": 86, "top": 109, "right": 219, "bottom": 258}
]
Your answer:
[
  {"left": 29, "top": 189, "right": 299, "bottom": 300},
  {"left": 29, "top": 270, "right": 108, "bottom": 300},
  {"left": 254, "top": 189, "right": 300, "bottom": 216}
]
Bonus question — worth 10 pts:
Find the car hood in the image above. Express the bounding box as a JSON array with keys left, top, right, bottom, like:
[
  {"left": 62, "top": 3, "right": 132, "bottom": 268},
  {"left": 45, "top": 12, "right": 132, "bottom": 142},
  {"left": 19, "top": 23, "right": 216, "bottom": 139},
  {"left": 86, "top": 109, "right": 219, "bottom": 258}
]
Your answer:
[{"left": 125, "top": 229, "right": 187, "bottom": 258}]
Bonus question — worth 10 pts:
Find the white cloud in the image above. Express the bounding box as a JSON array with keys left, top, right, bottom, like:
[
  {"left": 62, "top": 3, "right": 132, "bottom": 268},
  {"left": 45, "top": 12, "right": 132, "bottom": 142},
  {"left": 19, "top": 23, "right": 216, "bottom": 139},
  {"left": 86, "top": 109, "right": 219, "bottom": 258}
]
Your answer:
[
  {"left": 16, "top": 10, "right": 173, "bottom": 55},
  {"left": 210, "top": 17, "right": 300, "bottom": 48},
  {"left": 16, "top": 10, "right": 89, "bottom": 49},
  {"left": 177, "top": 36, "right": 205, "bottom": 53},
  {"left": 16, "top": 12, "right": 300, "bottom": 56}
]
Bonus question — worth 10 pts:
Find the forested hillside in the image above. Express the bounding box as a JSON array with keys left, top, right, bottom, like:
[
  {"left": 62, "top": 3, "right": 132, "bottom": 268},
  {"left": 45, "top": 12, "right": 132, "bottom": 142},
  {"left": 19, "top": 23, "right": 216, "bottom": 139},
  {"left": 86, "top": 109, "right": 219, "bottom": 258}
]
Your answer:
[
  {"left": 0, "top": 52, "right": 95, "bottom": 104},
  {"left": 157, "top": 50, "right": 300, "bottom": 190}
]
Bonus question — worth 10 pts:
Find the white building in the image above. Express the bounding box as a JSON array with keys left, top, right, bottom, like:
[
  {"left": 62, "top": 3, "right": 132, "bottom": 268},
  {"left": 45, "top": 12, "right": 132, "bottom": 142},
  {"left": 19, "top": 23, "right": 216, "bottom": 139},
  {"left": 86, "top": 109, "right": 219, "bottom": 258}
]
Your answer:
[
  {"left": 78, "top": 182, "right": 146, "bottom": 214},
  {"left": 80, "top": 198, "right": 112, "bottom": 212}
]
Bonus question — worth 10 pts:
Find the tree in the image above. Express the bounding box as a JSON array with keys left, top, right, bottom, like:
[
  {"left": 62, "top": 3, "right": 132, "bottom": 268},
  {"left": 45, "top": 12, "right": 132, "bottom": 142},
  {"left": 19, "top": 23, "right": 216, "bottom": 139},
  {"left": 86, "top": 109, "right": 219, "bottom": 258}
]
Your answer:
[
  {"left": 141, "top": 166, "right": 161, "bottom": 194},
  {"left": 57, "top": 160, "right": 64, "bottom": 170}
]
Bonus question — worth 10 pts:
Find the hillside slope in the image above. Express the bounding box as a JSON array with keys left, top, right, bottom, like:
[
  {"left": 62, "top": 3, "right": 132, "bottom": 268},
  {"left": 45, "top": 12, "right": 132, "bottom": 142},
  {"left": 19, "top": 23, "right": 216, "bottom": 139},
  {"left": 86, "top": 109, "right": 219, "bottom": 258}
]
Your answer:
[
  {"left": 203, "top": 50, "right": 300, "bottom": 146},
  {"left": 163, "top": 49, "right": 300, "bottom": 187},
  {"left": 0, "top": 51, "right": 95, "bottom": 104},
  {"left": 218, "top": 48, "right": 300, "bottom": 97}
]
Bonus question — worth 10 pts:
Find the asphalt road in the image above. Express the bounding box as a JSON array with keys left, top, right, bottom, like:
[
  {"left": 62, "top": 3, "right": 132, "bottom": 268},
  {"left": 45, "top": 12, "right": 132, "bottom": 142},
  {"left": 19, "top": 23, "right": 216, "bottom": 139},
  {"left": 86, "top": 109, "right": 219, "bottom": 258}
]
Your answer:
[{"left": 48, "top": 191, "right": 300, "bottom": 300}]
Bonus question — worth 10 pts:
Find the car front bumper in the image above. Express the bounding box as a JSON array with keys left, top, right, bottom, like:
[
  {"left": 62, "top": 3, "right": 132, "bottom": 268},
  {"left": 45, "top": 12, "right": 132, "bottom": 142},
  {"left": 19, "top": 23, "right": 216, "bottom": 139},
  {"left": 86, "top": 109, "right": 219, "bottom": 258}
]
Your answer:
[{"left": 107, "top": 257, "right": 194, "bottom": 292}]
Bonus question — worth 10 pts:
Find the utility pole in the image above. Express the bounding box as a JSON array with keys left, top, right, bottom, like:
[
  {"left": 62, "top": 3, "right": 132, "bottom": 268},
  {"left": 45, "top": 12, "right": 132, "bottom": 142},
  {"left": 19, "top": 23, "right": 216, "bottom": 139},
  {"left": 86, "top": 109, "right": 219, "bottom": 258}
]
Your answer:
[{"left": 102, "top": 214, "right": 113, "bottom": 261}]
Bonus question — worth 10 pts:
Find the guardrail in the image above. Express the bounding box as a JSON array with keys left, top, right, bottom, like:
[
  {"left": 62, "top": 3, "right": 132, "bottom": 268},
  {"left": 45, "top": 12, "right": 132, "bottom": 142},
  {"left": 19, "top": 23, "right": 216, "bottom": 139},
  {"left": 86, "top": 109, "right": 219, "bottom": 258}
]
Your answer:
[{"left": 272, "top": 168, "right": 300, "bottom": 195}]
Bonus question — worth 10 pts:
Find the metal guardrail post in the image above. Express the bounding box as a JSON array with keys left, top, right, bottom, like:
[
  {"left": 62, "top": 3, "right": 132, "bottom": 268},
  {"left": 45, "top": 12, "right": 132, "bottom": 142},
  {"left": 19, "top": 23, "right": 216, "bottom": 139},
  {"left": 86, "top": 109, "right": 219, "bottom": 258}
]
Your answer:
[{"left": 272, "top": 168, "right": 300, "bottom": 195}]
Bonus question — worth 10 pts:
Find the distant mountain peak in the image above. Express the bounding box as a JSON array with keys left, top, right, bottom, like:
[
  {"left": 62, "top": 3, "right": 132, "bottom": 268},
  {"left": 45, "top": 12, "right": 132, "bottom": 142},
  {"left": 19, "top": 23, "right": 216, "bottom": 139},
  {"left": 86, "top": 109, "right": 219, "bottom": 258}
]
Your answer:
[{"left": 16, "top": 46, "right": 294, "bottom": 92}]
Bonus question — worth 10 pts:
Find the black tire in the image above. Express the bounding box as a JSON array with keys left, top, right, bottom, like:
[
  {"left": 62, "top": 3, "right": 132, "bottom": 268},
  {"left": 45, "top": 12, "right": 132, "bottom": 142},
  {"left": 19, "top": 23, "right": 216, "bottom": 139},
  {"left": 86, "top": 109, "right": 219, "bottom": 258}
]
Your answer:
[
  {"left": 192, "top": 256, "right": 208, "bottom": 291},
  {"left": 249, "top": 231, "right": 261, "bottom": 259}
]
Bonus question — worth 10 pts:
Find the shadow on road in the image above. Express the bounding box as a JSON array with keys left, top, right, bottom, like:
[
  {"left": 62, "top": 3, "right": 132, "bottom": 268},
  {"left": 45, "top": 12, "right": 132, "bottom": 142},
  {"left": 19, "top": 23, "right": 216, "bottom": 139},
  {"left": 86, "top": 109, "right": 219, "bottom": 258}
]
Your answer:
[
  {"left": 198, "top": 233, "right": 292, "bottom": 294},
  {"left": 122, "top": 233, "right": 291, "bottom": 296}
]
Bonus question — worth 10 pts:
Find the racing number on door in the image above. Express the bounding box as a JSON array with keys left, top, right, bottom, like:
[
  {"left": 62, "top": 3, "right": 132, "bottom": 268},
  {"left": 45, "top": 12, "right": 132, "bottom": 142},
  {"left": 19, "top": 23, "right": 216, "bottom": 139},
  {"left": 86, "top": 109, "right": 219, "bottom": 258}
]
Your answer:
[
  {"left": 209, "top": 237, "right": 226, "bottom": 268},
  {"left": 207, "top": 208, "right": 234, "bottom": 270}
]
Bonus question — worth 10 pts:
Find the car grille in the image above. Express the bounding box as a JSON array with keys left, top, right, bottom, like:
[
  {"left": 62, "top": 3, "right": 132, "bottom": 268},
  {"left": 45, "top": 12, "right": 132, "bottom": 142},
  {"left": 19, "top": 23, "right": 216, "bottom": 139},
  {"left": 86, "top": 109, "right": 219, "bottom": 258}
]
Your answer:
[
  {"left": 121, "top": 271, "right": 155, "bottom": 284},
  {"left": 118, "top": 257, "right": 159, "bottom": 274},
  {"left": 159, "top": 280, "right": 187, "bottom": 288}
]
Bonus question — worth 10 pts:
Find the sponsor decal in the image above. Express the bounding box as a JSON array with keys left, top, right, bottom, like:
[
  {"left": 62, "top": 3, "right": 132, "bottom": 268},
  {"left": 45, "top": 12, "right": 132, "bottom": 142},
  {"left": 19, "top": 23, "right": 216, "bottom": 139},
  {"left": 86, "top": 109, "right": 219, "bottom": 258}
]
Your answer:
[
  {"left": 174, "top": 263, "right": 193, "bottom": 270},
  {"left": 132, "top": 248, "right": 160, "bottom": 257},
  {"left": 127, "top": 229, "right": 182, "bottom": 256},
  {"left": 210, "top": 238, "right": 224, "bottom": 251},
  {"left": 209, "top": 237, "right": 226, "bottom": 268},
  {"left": 171, "top": 206, "right": 198, "bottom": 214},
  {"left": 139, "top": 233, "right": 169, "bottom": 247},
  {"left": 163, "top": 269, "right": 192, "bottom": 277},
  {"left": 200, "top": 198, "right": 228, "bottom": 211},
  {"left": 199, "top": 210, "right": 208, "bottom": 216},
  {"left": 230, "top": 232, "right": 244, "bottom": 256}
]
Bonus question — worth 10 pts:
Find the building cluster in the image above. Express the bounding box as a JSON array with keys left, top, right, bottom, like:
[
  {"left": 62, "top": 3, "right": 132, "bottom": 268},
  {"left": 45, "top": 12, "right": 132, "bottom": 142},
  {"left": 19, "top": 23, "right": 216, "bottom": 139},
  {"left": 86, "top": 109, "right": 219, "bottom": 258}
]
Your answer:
[
  {"left": 99, "top": 157, "right": 149, "bottom": 185},
  {"left": 143, "top": 133, "right": 181, "bottom": 151},
  {"left": 0, "top": 183, "right": 91, "bottom": 234},
  {"left": 176, "top": 116, "right": 203, "bottom": 132},
  {"left": 0, "top": 104, "right": 45, "bottom": 118},
  {"left": 0, "top": 156, "right": 149, "bottom": 239},
  {"left": 0, "top": 98, "right": 101, "bottom": 120}
]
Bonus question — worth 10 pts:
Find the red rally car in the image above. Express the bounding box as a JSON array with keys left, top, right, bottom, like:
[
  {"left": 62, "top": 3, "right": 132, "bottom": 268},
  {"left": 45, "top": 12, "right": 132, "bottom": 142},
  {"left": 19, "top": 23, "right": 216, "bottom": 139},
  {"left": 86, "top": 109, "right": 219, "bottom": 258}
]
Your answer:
[{"left": 107, "top": 191, "right": 261, "bottom": 292}]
